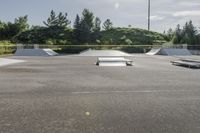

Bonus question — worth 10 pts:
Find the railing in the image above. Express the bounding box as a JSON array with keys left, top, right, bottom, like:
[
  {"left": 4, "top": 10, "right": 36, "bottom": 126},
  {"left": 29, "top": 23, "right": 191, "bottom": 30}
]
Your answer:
[{"left": 0, "top": 44, "right": 200, "bottom": 55}]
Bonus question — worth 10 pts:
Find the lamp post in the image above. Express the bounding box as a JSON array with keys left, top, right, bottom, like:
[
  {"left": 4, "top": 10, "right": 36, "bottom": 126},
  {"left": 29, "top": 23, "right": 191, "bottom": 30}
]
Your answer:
[{"left": 148, "top": 0, "right": 151, "bottom": 31}]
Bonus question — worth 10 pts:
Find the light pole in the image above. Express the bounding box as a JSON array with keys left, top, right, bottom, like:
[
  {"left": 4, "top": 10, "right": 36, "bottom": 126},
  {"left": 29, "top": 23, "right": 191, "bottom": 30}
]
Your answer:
[{"left": 148, "top": 0, "right": 151, "bottom": 31}]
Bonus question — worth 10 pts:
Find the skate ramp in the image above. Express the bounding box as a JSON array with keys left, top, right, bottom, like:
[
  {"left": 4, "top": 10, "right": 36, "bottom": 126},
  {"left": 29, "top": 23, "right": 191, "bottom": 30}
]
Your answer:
[
  {"left": 163, "top": 49, "right": 192, "bottom": 56},
  {"left": 147, "top": 48, "right": 192, "bottom": 56},
  {"left": 79, "top": 49, "right": 132, "bottom": 57},
  {"left": 14, "top": 49, "right": 58, "bottom": 56},
  {"left": 146, "top": 48, "right": 162, "bottom": 55}
]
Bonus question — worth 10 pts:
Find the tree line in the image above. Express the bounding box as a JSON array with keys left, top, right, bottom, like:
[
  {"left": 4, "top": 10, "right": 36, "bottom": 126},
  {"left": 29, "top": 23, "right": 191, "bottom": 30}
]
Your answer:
[
  {"left": 0, "top": 9, "right": 113, "bottom": 45},
  {"left": 0, "top": 15, "right": 29, "bottom": 40},
  {"left": 164, "top": 20, "right": 200, "bottom": 46},
  {"left": 0, "top": 9, "right": 200, "bottom": 47}
]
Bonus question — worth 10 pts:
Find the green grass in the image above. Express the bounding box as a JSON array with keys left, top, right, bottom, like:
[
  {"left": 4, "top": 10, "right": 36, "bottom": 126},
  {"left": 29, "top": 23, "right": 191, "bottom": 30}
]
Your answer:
[{"left": 0, "top": 41, "right": 16, "bottom": 55}]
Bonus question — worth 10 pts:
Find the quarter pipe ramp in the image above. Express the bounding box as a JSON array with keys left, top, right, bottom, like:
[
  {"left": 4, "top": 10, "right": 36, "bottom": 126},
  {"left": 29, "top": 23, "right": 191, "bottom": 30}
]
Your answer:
[
  {"left": 147, "top": 48, "right": 192, "bottom": 56},
  {"left": 14, "top": 49, "right": 58, "bottom": 56}
]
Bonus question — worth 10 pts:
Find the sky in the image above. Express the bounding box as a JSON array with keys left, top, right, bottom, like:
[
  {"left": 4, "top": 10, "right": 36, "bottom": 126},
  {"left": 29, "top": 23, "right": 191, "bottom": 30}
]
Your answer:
[{"left": 0, "top": 0, "right": 200, "bottom": 33}]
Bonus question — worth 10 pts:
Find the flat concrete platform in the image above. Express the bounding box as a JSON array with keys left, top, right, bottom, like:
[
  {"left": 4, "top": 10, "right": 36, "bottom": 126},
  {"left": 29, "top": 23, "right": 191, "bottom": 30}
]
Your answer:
[
  {"left": 79, "top": 49, "right": 132, "bottom": 57},
  {"left": 0, "top": 54, "right": 200, "bottom": 133},
  {"left": 171, "top": 60, "right": 200, "bottom": 68}
]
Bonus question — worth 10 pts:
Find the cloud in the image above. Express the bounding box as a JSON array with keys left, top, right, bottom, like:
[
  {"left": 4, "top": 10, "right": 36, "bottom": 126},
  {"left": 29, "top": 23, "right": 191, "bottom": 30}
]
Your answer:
[
  {"left": 178, "top": 1, "right": 200, "bottom": 6},
  {"left": 173, "top": 10, "right": 200, "bottom": 17},
  {"left": 114, "top": 2, "right": 119, "bottom": 9},
  {"left": 150, "top": 15, "right": 164, "bottom": 21},
  {"left": 1, "top": 0, "right": 200, "bottom": 32}
]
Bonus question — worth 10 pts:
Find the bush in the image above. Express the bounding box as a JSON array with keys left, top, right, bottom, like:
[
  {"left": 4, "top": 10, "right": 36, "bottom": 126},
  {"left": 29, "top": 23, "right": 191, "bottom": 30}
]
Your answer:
[
  {"left": 0, "top": 40, "right": 14, "bottom": 46},
  {"left": 125, "top": 39, "right": 133, "bottom": 45},
  {"left": 14, "top": 26, "right": 73, "bottom": 45},
  {"left": 0, "top": 41, "right": 16, "bottom": 55},
  {"left": 100, "top": 28, "right": 167, "bottom": 45}
]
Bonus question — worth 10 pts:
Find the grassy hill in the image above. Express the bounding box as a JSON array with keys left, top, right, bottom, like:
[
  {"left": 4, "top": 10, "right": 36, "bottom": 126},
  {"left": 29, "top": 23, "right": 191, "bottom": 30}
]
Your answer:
[
  {"left": 0, "top": 28, "right": 168, "bottom": 55},
  {"left": 100, "top": 27, "right": 167, "bottom": 45},
  {"left": 14, "top": 27, "right": 167, "bottom": 46}
]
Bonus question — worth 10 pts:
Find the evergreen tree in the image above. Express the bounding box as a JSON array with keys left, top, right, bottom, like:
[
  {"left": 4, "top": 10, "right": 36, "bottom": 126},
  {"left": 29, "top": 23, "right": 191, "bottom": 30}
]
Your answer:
[
  {"left": 91, "top": 17, "right": 101, "bottom": 42},
  {"left": 0, "top": 16, "right": 29, "bottom": 40},
  {"left": 181, "top": 20, "right": 197, "bottom": 45},
  {"left": 0, "top": 21, "right": 6, "bottom": 40},
  {"left": 42, "top": 10, "right": 71, "bottom": 43},
  {"left": 73, "top": 14, "right": 81, "bottom": 42},
  {"left": 43, "top": 10, "right": 71, "bottom": 28},
  {"left": 79, "top": 9, "right": 94, "bottom": 43},
  {"left": 81, "top": 9, "right": 94, "bottom": 32},
  {"left": 93, "top": 17, "right": 101, "bottom": 32},
  {"left": 102, "top": 19, "right": 113, "bottom": 30},
  {"left": 172, "top": 24, "right": 182, "bottom": 44},
  {"left": 14, "top": 15, "right": 29, "bottom": 32},
  {"left": 166, "top": 28, "right": 174, "bottom": 41}
]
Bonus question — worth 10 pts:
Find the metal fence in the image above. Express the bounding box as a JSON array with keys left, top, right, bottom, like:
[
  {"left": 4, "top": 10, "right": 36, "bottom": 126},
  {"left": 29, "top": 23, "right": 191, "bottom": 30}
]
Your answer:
[{"left": 0, "top": 44, "right": 200, "bottom": 55}]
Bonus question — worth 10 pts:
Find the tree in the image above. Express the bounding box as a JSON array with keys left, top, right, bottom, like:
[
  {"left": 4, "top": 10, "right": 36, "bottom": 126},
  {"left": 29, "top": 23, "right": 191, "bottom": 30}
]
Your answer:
[
  {"left": 170, "top": 20, "right": 199, "bottom": 48},
  {"left": 181, "top": 20, "right": 197, "bottom": 45},
  {"left": 166, "top": 28, "right": 174, "bottom": 41},
  {"left": 43, "top": 10, "right": 71, "bottom": 28},
  {"left": 91, "top": 17, "right": 101, "bottom": 42},
  {"left": 0, "top": 16, "right": 29, "bottom": 40},
  {"left": 14, "top": 15, "right": 29, "bottom": 32},
  {"left": 41, "top": 10, "right": 72, "bottom": 44},
  {"left": 73, "top": 14, "right": 81, "bottom": 42},
  {"left": 172, "top": 24, "right": 182, "bottom": 44},
  {"left": 0, "top": 21, "right": 6, "bottom": 40},
  {"left": 81, "top": 9, "right": 94, "bottom": 32},
  {"left": 102, "top": 19, "right": 113, "bottom": 30},
  {"left": 0, "top": 21, "right": 5, "bottom": 30},
  {"left": 93, "top": 17, "right": 101, "bottom": 32},
  {"left": 79, "top": 9, "right": 94, "bottom": 43}
]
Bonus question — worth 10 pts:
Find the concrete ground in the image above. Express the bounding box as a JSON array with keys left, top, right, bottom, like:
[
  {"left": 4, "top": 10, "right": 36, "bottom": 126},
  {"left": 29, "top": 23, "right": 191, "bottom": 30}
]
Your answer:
[
  {"left": 0, "top": 54, "right": 200, "bottom": 133},
  {"left": 0, "top": 58, "right": 25, "bottom": 67}
]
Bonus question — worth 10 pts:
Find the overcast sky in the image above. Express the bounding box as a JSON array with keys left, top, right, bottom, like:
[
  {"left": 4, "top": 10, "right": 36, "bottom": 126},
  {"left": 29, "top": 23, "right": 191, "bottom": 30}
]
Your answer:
[{"left": 0, "top": 0, "right": 200, "bottom": 32}]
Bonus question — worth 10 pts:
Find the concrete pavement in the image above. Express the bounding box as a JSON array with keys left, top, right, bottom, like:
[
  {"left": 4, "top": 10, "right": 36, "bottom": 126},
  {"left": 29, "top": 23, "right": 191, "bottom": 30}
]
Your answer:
[{"left": 0, "top": 55, "right": 200, "bottom": 133}]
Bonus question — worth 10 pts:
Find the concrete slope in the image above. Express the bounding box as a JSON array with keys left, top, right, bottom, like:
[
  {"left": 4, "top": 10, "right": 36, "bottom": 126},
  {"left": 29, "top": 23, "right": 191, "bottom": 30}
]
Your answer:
[
  {"left": 79, "top": 49, "right": 132, "bottom": 57},
  {"left": 43, "top": 49, "right": 58, "bottom": 56},
  {"left": 14, "top": 49, "right": 58, "bottom": 56},
  {"left": 163, "top": 48, "right": 192, "bottom": 56},
  {"left": 146, "top": 48, "right": 162, "bottom": 55},
  {"left": 147, "top": 48, "right": 192, "bottom": 56}
]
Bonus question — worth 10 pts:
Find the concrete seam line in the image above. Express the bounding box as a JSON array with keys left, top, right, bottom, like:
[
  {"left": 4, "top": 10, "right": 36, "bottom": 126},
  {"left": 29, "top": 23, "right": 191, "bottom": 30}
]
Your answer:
[{"left": 71, "top": 90, "right": 197, "bottom": 94}]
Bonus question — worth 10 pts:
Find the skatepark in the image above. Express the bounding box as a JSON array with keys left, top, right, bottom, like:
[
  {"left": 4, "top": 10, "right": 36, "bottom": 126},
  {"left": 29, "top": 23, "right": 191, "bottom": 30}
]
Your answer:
[
  {"left": 0, "top": 47, "right": 200, "bottom": 133},
  {"left": 3, "top": 44, "right": 198, "bottom": 68},
  {"left": 1, "top": 0, "right": 200, "bottom": 131}
]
